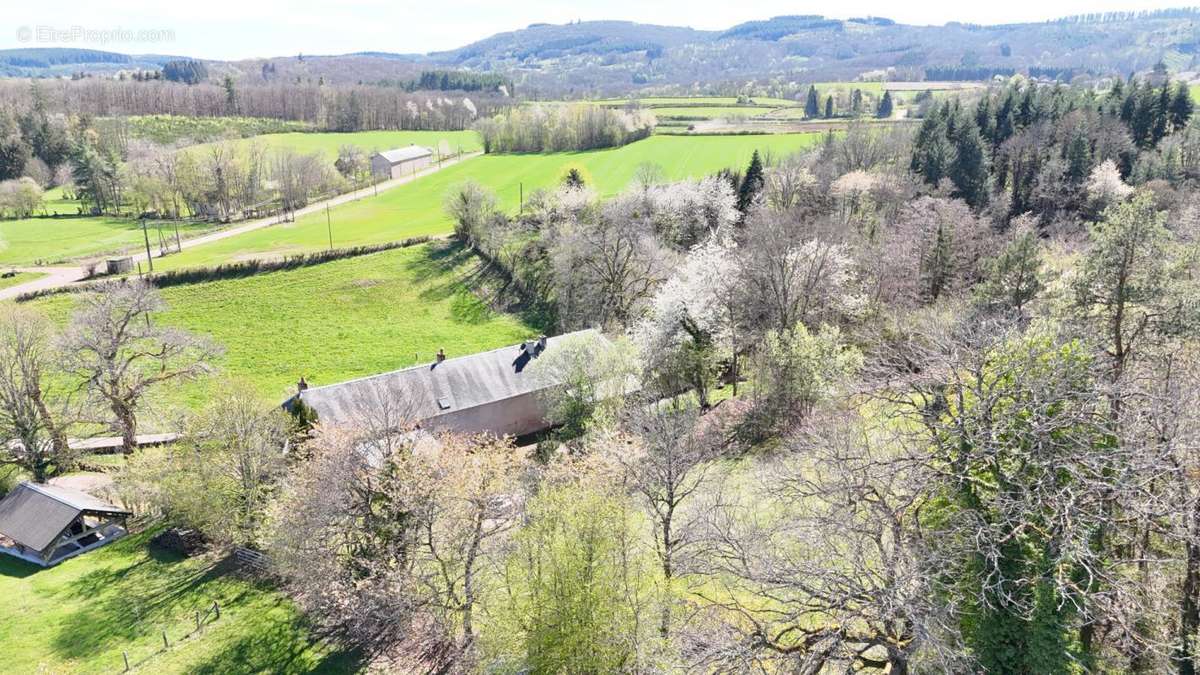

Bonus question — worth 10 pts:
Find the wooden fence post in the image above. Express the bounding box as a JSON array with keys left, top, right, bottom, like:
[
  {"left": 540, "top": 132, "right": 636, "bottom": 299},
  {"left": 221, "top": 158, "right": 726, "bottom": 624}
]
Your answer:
[
  {"left": 162, "top": 630, "right": 169, "bottom": 649},
  {"left": 123, "top": 651, "right": 130, "bottom": 671}
]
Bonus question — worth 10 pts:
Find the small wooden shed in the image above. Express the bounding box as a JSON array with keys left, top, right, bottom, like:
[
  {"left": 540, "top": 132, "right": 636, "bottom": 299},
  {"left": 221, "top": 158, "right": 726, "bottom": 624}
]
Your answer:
[{"left": 0, "top": 482, "right": 131, "bottom": 567}]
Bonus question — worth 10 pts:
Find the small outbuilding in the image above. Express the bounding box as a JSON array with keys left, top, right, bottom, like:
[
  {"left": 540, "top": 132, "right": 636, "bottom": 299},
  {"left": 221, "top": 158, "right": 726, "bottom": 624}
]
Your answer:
[
  {"left": 105, "top": 256, "right": 135, "bottom": 275},
  {"left": 370, "top": 145, "right": 433, "bottom": 180},
  {"left": 0, "top": 482, "right": 131, "bottom": 567}
]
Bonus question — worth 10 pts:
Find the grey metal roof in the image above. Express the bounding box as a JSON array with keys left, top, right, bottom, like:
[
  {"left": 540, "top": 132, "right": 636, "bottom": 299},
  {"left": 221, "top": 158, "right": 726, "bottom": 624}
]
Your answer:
[
  {"left": 0, "top": 482, "right": 130, "bottom": 552},
  {"left": 375, "top": 145, "right": 433, "bottom": 164},
  {"left": 288, "top": 330, "right": 600, "bottom": 429}
]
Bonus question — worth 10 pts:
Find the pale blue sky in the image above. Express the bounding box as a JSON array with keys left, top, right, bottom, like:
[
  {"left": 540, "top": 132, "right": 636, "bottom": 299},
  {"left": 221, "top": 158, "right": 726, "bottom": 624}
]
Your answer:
[{"left": 1, "top": 0, "right": 1190, "bottom": 59}]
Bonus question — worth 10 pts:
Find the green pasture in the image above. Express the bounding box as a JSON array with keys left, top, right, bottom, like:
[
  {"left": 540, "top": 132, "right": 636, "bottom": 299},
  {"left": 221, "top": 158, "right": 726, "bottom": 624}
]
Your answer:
[
  {"left": 594, "top": 95, "right": 800, "bottom": 106},
  {"left": 0, "top": 215, "right": 219, "bottom": 266},
  {"left": 0, "top": 272, "right": 41, "bottom": 290},
  {"left": 38, "top": 186, "right": 83, "bottom": 216},
  {"left": 0, "top": 527, "right": 354, "bottom": 674},
  {"left": 157, "top": 133, "right": 824, "bottom": 270},
  {"left": 32, "top": 241, "right": 538, "bottom": 407}
]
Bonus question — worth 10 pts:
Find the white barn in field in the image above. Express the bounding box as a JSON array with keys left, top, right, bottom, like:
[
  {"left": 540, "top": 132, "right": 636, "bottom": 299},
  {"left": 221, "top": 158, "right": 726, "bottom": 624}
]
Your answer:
[{"left": 370, "top": 145, "right": 433, "bottom": 179}]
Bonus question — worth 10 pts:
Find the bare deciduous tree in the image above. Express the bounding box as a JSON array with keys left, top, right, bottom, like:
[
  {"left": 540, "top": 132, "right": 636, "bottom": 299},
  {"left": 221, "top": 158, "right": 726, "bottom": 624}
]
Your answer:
[
  {"left": 60, "top": 281, "right": 219, "bottom": 454},
  {"left": 0, "top": 307, "right": 74, "bottom": 482},
  {"left": 615, "top": 401, "right": 720, "bottom": 637},
  {"left": 269, "top": 426, "right": 527, "bottom": 669}
]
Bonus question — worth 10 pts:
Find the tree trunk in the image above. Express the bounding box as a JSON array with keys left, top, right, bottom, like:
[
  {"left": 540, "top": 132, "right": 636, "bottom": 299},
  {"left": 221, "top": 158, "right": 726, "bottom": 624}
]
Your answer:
[
  {"left": 115, "top": 402, "right": 137, "bottom": 455},
  {"left": 1177, "top": 497, "right": 1200, "bottom": 675}
]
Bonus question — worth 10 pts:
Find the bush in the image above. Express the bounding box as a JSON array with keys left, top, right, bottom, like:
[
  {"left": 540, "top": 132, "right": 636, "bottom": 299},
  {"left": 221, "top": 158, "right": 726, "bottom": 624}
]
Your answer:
[{"left": 0, "top": 177, "right": 44, "bottom": 218}]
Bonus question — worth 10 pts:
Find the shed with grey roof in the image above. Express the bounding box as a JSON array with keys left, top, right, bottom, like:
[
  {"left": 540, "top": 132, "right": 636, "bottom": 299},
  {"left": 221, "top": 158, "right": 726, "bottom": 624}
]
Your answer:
[
  {"left": 370, "top": 145, "right": 434, "bottom": 179},
  {"left": 0, "top": 482, "right": 131, "bottom": 567},
  {"left": 284, "top": 330, "right": 602, "bottom": 438}
]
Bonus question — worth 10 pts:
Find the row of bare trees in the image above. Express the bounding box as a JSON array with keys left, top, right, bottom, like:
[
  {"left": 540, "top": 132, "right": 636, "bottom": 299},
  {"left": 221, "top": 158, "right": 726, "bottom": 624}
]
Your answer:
[{"left": 0, "top": 79, "right": 503, "bottom": 131}]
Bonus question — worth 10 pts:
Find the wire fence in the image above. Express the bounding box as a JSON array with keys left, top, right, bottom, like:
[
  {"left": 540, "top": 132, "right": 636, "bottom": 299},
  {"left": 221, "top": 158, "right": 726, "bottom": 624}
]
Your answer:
[{"left": 117, "top": 599, "right": 222, "bottom": 673}]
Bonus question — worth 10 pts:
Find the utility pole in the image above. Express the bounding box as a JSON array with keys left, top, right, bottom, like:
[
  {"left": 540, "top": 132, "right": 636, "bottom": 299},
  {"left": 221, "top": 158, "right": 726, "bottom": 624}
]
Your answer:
[
  {"left": 326, "top": 203, "right": 333, "bottom": 251},
  {"left": 141, "top": 219, "right": 154, "bottom": 272}
]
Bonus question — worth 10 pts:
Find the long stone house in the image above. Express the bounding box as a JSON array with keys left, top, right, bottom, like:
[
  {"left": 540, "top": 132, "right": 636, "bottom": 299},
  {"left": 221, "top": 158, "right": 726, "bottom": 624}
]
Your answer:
[{"left": 283, "top": 330, "right": 602, "bottom": 438}]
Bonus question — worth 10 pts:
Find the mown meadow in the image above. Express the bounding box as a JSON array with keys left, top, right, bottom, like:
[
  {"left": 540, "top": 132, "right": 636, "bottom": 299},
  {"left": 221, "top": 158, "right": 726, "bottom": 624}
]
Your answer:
[
  {"left": 0, "top": 215, "right": 221, "bottom": 266},
  {"left": 31, "top": 241, "right": 538, "bottom": 409},
  {"left": 0, "top": 528, "right": 355, "bottom": 674}
]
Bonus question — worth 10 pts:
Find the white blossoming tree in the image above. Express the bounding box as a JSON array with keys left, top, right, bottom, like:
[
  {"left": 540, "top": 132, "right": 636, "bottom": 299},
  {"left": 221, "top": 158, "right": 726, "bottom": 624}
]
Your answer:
[{"left": 633, "top": 236, "right": 742, "bottom": 406}]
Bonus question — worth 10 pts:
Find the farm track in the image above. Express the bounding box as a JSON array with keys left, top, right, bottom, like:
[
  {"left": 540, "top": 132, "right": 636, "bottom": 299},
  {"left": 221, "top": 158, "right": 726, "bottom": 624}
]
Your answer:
[{"left": 0, "top": 151, "right": 482, "bottom": 301}]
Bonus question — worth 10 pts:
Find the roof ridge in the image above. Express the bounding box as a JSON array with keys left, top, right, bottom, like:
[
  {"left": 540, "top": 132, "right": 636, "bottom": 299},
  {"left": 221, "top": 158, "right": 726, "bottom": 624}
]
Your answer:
[
  {"left": 294, "top": 329, "right": 594, "bottom": 398},
  {"left": 21, "top": 481, "right": 87, "bottom": 512}
]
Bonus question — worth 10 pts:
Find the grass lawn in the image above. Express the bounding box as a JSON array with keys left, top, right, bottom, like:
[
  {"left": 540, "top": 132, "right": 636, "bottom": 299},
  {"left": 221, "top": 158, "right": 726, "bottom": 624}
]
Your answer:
[
  {"left": 158, "top": 133, "right": 823, "bottom": 270},
  {"left": 32, "top": 241, "right": 539, "bottom": 407},
  {"left": 594, "top": 95, "right": 800, "bottom": 106},
  {"left": 184, "top": 130, "right": 483, "bottom": 163},
  {"left": 0, "top": 215, "right": 219, "bottom": 266},
  {"left": 0, "top": 271, "right": 42, "bottom": 290},
  {"left": 38, "top": 186, "right": 83, "bottom": 216},
  {"left": 0, "top": 527, "right": 357, "bottom": 674}
]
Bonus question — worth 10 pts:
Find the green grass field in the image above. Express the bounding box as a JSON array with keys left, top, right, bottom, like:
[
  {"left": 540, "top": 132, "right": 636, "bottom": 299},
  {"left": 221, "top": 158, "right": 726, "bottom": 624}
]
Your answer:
[
  {"left": 0, "top": 272, "right": 41, "bottom": 290},
  {"left": 157, "top": 133, "right": 823, "bottom": 270},
  {"left": 39, "top": 186, "right": 82, "bottom": 216},
  {"left": 184, "top": 130, "right": 483, "bottom": 163},
  {"left": 0, "top": 215, "right": 221, "bottom": 266},
  {"left": 594, "top": 95, "right": 800, "bottom": 106},
  {"left": 0, "top": 527, "right": 354, "bottom": 674},
  {"left": 32, "top": 242, "right": 538, "bottom": 407}
]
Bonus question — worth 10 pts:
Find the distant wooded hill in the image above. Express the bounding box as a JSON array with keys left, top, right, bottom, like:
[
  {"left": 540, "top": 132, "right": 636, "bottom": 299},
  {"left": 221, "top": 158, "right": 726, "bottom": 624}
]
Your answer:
[{"left": 5, "top": 9, "right": 1200, "bottom": 94}]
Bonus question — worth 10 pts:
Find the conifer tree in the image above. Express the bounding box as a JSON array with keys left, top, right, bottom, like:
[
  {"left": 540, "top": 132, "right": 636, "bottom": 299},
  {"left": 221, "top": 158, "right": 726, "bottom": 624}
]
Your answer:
[
  {"left": 876, "top": 91, "right": 893, "bottom": 119},
  {"left": 737, "top": 150, "right": 765, "bottom": 213},
  {"left": 950, "top": 119, "right": 989, "bottom": 208},
  {"left": 1065, "top": 132, "right": 1092, "bottom": 184},
  {"left": 824, "top": 96, "right": 833, "bottom": 119},
  {"left": 1152, "top": 82, "right": 1171, "bottom": 144},
  {"left": 1170, "top": 80, "right": 1194, "bottom": 131},
  {"left": 975, "top": 95, "right": 995, "bottom": 146},
  {"left": 805, "top": 86, "right": 820, "bottom": 118}
]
